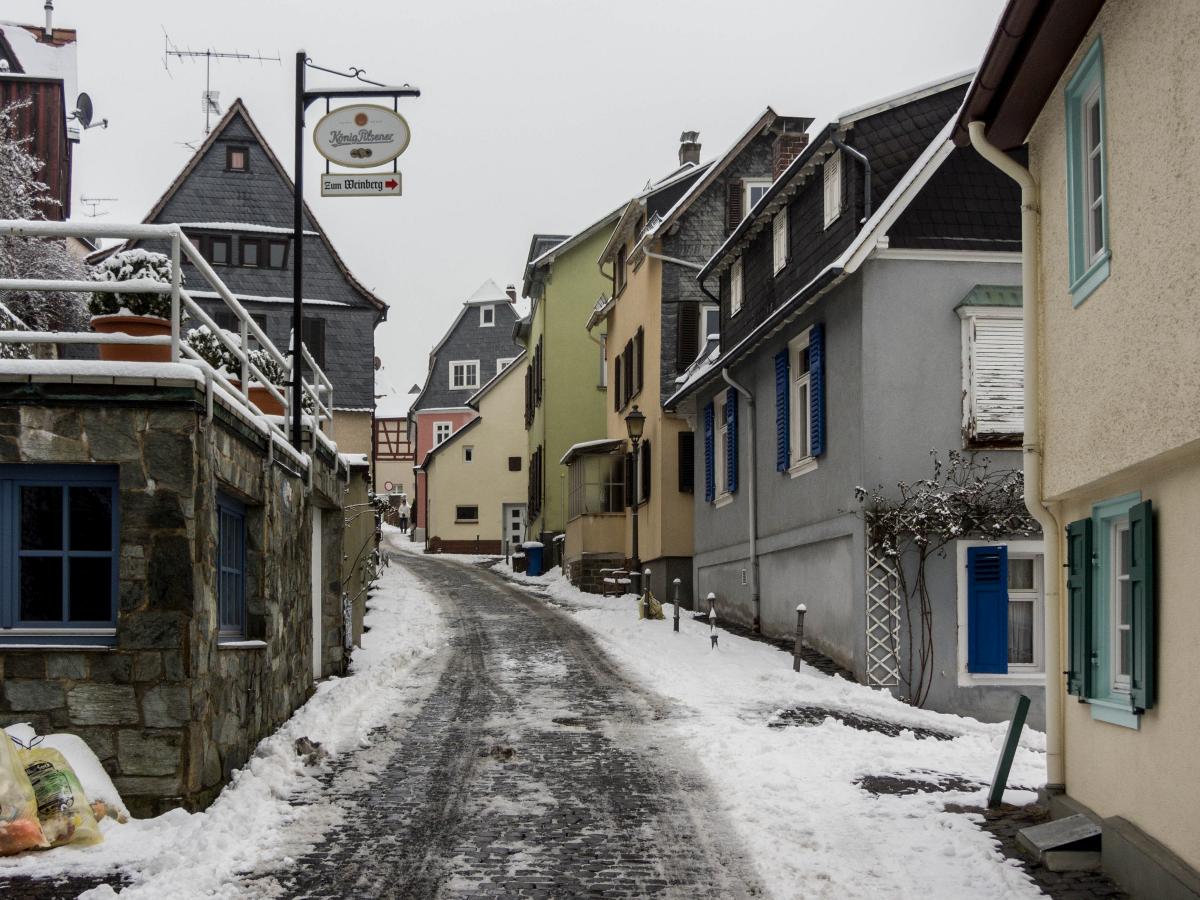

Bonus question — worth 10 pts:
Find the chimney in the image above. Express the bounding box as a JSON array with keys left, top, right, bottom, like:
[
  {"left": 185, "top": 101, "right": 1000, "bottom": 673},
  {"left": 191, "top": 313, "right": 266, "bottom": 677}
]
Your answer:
[
  {"left": 772, "top": 129, "right": 810, "bottom": 181},
  {"left": 678, "top": 131, "right": 701, "bottom": 167},
  {"left": 43, "top": 0, "right": 53, "bottom": 39},
  {"left": 505, "top": 284, "right": 517, "bottom": 303}
]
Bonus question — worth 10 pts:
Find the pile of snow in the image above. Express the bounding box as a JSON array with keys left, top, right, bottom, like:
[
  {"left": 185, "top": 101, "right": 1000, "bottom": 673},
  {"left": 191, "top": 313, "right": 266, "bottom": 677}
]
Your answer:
[
  {"left": 0, "top": 548, "right": 445, "bottom": 898},
  {"left": 489, "top": 560, "right": 1046, "bottom": 900}
]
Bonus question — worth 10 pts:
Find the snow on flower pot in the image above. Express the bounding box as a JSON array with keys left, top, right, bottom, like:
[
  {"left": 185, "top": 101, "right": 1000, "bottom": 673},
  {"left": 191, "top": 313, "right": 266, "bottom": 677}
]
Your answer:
[
  {"left": 88, "top": 249, "right": 182, "bottom": 363},
  {"left": 91, "top": 314, "right": 172, "bottom": 363}
]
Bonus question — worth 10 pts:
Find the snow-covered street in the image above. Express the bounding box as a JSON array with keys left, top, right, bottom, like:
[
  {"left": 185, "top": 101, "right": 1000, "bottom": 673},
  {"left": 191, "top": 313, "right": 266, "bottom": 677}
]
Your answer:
[{"left": 1, "top": 537, "right": 1080, "bottom": 898}]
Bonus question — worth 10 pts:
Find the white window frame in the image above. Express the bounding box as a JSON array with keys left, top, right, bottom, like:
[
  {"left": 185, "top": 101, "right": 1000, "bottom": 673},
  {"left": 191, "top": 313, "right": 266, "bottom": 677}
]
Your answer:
[
  {"left": 742, "top": 179, "right": 772, "bottom": 219},
  {"left": 714, "top": 399, "right": 731, "bottom": 503},
  {"left": 449, "top": 359, "right": 480, "bottom": 391},
  {"left": 699, "top": 303, "right": 719, "bottom": 354},
  {"left": 823, "top": 150, "right": 842, "bottom": 230},
  {"left": 462, "top": 445, "right": 474, "bottom": 463},
  {"left": 496, "top": 357, "right": 515, "bottom": 373},
  {"left": 955, "top": 539, "right": 1047, "bottom": 687},
  {"left": 1109, "top": 516, "right": 1132, "bottom": 693},
  {"left": 730, "top": 258, "right": 744, "bottom": 316},
  {"left": 480, "top": 304, "right": 496, "bottom": 327},
  {"left": 958, "top": 306, "right": 1023, "bottom": 443},
  {"left": 787, "top": 328, "right": 817, "bottom": 477},
  {"left": 772, "top": 209, "right": 789, "bottom": 275},
  {"left": 455, "top": 504, "right": 479, "bottom": 523},
  {"left": 1082, "top": 85, "right": 1106, "bottom": 267},
  {"left": 433, "top": 421, "right": 452, "bottom": 446}
]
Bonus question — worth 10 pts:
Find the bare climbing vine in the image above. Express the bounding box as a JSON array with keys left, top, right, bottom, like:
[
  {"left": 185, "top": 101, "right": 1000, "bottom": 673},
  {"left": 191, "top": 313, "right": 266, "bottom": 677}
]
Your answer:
[{"left": 854, "top": 450, "right": 1039, "bottom": 708}]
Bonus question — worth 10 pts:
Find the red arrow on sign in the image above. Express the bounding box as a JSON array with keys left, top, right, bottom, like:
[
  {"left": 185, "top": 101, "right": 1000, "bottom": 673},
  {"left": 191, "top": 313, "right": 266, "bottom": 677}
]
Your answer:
[{"left": 385, "top": 179, "right": 398, "bottom": 190}]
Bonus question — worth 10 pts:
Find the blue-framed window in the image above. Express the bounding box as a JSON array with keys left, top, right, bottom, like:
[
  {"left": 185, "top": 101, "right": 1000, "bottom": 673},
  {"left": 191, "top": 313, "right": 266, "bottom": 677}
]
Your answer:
[
  {"left": 217, "top": 494, "right": 246, "bottom": 639},
  {"left": 1066, "top": 493, "right": 1156, "bottom": 729},
  {"left": 1065, "top": 38, "right": 1111, "bottom": 306},
  {"left": 0, "top": 465, "right": 119, "bottom": 644}
]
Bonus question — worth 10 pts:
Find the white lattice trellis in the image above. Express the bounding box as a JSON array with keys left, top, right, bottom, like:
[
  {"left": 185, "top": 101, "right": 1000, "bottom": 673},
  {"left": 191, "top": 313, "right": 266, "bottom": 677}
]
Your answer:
[{"left": 865, "top": 539, "right": 901, "bottom": 687}]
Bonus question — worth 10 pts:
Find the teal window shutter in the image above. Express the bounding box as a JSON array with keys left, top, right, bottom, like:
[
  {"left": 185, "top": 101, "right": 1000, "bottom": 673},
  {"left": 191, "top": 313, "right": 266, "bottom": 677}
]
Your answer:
[
  {"left": 809, "top": 323, "right": 825, "bottom": 456},
  {"left": 774, "top": 350, "right": 789, "bottom": 471},
  {"left": 1128, "top": 500, "right": 1155, "bottom": 712},
  {"left": 1066, "top": 518, "right": 1094, "bottom": 698},
  {"left": 726, "top": 388, "right": 738, "bottom": 493},
  {"left": 703, "top": 402, "right": 715, "bottom": 503},
  {"left": 967, "top": 545, "right": 1009, "bottom": 674}
]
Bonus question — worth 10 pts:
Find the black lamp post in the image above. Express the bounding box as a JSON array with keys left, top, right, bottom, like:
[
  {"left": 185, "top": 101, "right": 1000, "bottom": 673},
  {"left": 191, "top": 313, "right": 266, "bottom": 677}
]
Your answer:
[{"left": 625, "top": 404, "right": 646, "bottom": 595}]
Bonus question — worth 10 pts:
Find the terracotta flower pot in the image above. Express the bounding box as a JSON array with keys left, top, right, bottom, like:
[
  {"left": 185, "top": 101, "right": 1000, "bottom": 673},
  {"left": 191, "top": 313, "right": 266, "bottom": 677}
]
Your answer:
[
  {"left": 91, "top": 314, "right": 172, "bottom": 363},
  {"left": 248, "top": 384, "right": 285, "bottom": 416}
]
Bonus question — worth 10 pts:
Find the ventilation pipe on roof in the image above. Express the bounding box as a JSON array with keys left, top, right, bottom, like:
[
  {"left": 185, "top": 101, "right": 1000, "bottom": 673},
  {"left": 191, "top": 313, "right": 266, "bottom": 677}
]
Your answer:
[
  {"left": 721, "top": 366, "right": 760, "bottom": 632},
  {"left": 44, "top": 0, "right": 54, "bottom": 38},
  {"left": 968, "top": 120, "right": 1063, "bottom": 792},
  {"left": 830, "top": 133, "right": 872, "bottom": 223}
]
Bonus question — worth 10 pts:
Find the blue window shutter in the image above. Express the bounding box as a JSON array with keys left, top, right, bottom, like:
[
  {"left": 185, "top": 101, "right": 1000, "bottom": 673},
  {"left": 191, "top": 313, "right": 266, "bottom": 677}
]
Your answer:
[
  {"left": 775, "top": 350, "right": 789, "bottom": 471},
  {"left": 1065, "top": 518, "right": 1094, "bottom": 697},
  {"left": 809, "top": 323, "right": 825, "bottom": 457},
  {"left": 1128, "top": 500, "right": 1155, "bottom": 711},
  {"left": 726, "top": 388, "right": 738, "bottom": 494},
  {"left": 703, "top": 402, "right": 715, "bottom": 503},
  {"left": 967, "top": 545, "right": 1008, "bottom": 674}
]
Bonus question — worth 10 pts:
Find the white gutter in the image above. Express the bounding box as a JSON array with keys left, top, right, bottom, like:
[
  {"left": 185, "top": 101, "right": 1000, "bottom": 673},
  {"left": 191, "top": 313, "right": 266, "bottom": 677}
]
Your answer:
[
  {"left": 968, "top": 121, "right": 1064, "bottom": 790},
  {"left": 721, "top": 367, "right": 760, "bottom": 632}
]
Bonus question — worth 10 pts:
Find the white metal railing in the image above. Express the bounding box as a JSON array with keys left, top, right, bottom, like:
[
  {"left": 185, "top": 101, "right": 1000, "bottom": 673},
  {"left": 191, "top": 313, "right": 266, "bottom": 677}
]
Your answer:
[{"left": 0, "top": 219, "right": 336, "bottom": 462}]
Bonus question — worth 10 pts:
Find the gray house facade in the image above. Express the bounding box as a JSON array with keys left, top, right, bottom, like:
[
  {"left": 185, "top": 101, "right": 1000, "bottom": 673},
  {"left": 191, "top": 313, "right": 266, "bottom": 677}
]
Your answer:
[
  {"left": 669, "top": 75, "right": 1044, "bottom": 727},
  {"left": 108, "top": 100, "right": 387, "bottom": 455}
]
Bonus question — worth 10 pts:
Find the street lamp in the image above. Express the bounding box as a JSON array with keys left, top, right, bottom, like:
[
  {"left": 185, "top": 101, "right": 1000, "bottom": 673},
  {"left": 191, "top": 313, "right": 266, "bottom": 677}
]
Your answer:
[{"left": 625, "top": 404, "right": 646, "bottom": 596}]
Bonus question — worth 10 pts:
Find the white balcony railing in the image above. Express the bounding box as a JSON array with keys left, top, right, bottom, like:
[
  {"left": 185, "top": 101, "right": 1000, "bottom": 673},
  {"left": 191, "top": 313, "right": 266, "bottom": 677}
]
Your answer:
[{"left": 0, "top": 219, "right": 336, "bottom": 463}]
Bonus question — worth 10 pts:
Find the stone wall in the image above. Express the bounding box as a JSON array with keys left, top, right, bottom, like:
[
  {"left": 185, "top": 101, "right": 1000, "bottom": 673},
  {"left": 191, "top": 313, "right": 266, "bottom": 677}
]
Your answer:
[{"left": 0, "top": 385, "right": 345, "bottom": 815}]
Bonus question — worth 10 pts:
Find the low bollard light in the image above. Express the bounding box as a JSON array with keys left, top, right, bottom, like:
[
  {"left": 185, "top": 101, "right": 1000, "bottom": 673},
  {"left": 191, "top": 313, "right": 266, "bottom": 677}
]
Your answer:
[
  {"left": 793, "top": 603, "right": 807, "bottom": 672},
  {"left": 641, "top": 568, "right": 651, "bottom": 618},
  {"left": 672, "top": 577, "right": 681, "bottom": 633}
]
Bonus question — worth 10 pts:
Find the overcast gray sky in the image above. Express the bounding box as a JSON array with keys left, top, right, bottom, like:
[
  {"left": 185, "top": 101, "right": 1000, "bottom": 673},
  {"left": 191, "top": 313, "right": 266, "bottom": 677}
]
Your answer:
[{"left": 41, "top": 0, "right": 1004, "bottom": 396}]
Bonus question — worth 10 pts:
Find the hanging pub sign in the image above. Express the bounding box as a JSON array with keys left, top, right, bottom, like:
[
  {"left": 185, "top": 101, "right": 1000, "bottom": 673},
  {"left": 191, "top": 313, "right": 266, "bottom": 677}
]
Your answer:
[{"left": 312, "top": 104, "right": 411, "bottom": 168}]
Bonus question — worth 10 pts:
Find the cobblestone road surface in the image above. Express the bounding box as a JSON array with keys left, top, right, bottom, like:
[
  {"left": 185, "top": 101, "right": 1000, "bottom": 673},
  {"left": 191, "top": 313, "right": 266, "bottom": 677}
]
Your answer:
[{"left": 247, "top": 551, "right": 757, "bottom": 898}]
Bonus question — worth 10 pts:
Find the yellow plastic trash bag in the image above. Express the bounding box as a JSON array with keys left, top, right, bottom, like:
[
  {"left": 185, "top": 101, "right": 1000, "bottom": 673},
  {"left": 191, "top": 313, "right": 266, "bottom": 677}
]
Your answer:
[
  {"left": 639, "top": 590, "right": 665, "bottom": 620},
  {"left": 0, "top": 736, "right": 47, "bottom": 855},
  {"left": 19, "top": 746, "right": 102, "bottom": 847}
]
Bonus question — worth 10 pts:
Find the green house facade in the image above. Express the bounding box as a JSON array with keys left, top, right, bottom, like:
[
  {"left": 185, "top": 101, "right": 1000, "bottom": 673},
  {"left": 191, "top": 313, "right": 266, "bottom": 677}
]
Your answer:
[{"left": 519, "top": 212, "right": 620, "bottom": 543}]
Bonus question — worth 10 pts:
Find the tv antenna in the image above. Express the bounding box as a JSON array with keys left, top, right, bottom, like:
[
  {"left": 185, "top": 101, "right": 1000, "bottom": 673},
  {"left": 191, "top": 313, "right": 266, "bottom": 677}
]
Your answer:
[
  {"left": 79, "top": 196, "right": 119, "bottom": 218},
  {"left": 163, "top": 30, "right": 280, "bottom": 134}
]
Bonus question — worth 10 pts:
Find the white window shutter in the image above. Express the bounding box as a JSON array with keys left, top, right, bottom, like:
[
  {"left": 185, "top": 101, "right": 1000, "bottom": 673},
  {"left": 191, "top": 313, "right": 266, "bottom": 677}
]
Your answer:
[
  {"left": 969, "top": 317, "right": 1024, "bottom": 438},
  {"left": 731, "top": 258, "right": 744, "bottom": 315},
  {"left": 772, "top": 210, "right": 788, "bottom": 274},
  {"left": 823, "top": 152, "right": 842, "bottom": 229}
]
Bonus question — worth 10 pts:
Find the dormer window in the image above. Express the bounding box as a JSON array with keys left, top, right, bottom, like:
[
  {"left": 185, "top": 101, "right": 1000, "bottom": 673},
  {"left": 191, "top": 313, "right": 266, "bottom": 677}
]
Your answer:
[
  {"left": 239, "top": 239, "right": 260, "bottom": 268},
  {"left": 226, "top": 146, "right": 249, "bottom": 172},
  {"left": 480, "top": 305, "right": 495, "bottom": 327},
  {"left": 743, "top": 179, "right": 771, "bottom": 218}
]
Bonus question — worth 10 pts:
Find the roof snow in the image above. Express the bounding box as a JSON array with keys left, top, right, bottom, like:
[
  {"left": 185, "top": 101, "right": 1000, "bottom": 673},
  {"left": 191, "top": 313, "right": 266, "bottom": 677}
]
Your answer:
[
  {"left": 179, "top": 222, "right": 319, "bottom": 236},
  {"left": 186, "top": 289, "right": 349, "bottom": 308},
  {"left": 463, "top": 278, "right": 510, "bottom": 305}
]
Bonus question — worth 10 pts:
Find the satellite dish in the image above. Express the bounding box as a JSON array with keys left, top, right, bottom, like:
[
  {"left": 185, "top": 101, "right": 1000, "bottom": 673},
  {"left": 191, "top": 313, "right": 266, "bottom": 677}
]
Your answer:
[{"left": 73, "top": 93, "right": 93, "bottom": 128}]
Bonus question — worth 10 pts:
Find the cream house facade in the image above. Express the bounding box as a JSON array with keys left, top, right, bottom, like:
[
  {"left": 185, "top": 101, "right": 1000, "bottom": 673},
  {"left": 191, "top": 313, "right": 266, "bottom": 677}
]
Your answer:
[{"left": 959, "top": 1, "right": 1200, "bottom": 896}]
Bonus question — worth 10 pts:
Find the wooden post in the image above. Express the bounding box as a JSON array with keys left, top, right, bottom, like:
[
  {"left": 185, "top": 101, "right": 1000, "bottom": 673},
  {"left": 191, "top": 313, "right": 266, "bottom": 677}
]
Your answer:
[{"left": 988, "top": 694, "right": 1031, "bottom": 809}]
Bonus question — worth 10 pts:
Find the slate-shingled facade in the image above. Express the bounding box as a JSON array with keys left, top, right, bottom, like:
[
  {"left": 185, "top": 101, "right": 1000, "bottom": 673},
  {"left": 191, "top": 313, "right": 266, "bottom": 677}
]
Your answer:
[
  {"left": 670, "top": 75, "right": 1041, "bottom": 727},
  {"left": 103, "top": 99, "right": 387, "bottom": 455}
]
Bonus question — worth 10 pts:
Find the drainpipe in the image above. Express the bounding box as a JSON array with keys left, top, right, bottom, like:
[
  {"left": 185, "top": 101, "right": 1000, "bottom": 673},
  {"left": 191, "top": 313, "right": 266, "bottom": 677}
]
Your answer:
[
  {"left": 968, "top": 121, "right": 1064, "bottom": 791},
  {"left": 830, "top": 134, "right": 872, "bottom": 223},
  {"left": 721, "top": 367, "right": 760, "bottom": 632},
  {"left": 643, "top": 249, "right": 703, "bottom": 272}
]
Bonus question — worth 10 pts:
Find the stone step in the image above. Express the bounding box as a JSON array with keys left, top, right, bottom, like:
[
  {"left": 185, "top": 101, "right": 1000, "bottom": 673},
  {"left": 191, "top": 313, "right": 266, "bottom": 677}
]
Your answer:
[{"left": 1017, "top": 814, "right": 1102, "bottom": 865}]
